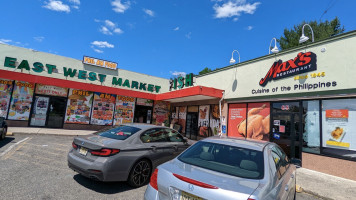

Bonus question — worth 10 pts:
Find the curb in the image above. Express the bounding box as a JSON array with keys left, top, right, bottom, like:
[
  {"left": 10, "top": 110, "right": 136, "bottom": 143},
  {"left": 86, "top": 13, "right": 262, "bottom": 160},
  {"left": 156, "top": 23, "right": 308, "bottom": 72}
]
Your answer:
[
  {"left": 6, "top": 131, "right": 13, "bottom": 136},
  {"left": 301, "top": 188, "right": 333, "bottom": 200},
  {"left": 9, "top": 132, "right": 82, "bottom": 137}
]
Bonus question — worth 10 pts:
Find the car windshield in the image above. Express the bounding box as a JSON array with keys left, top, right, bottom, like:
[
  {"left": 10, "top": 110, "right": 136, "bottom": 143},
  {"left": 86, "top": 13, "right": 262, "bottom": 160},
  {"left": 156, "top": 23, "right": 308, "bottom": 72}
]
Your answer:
[
  {"left": 94, "top": 126, "right": 141, "bottom": 140},
  {"left": 178, "top": 141, "right": 264, "bottom": 179}
]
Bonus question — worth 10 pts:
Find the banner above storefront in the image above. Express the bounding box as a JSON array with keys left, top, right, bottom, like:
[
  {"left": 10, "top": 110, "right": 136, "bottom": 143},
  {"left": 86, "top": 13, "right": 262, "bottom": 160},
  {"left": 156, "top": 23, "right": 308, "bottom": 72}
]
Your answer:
[{"left": 82, "top": 56, "right": 117, "bottom": 70}]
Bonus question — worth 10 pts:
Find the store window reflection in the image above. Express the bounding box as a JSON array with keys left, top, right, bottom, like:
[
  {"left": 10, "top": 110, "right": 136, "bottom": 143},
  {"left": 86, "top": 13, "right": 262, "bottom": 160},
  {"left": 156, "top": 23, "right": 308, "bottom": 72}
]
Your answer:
[{"left": 302, "top": 100, "right": 320, "bottom": 154}]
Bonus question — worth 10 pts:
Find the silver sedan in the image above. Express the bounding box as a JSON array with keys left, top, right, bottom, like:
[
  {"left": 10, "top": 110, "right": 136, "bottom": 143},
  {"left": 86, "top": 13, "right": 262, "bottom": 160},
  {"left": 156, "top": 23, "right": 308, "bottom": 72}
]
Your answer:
[
  {"left": 145, "top": 136, "right": 297, "bottom": 200},
  {"left": 67, "top": 124, "right": 189, "bottom": 187}
]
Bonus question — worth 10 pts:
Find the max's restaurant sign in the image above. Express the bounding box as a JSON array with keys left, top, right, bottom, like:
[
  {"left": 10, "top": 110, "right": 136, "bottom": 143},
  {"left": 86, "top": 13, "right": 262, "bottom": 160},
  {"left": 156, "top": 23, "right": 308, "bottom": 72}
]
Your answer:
[
  {"left": 82, "top": 56, "right": 117, "bottom": 70},
  {"left": 3, "top": 57, "right": 161, "bottom": 93}
]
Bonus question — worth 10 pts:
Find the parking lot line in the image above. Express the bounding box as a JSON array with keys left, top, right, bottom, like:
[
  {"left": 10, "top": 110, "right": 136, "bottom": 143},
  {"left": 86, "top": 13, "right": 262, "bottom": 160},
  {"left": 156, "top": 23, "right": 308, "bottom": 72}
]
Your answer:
[{"left": 0, "top": 137, "right": 31, "bottom": 158}]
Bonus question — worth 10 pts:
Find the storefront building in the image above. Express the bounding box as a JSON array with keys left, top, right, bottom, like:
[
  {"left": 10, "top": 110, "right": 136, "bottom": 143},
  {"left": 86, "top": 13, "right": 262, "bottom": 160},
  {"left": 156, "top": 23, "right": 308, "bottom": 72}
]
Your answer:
[{"left": 1, "top": 30, "right": 356, "bottom": 180}]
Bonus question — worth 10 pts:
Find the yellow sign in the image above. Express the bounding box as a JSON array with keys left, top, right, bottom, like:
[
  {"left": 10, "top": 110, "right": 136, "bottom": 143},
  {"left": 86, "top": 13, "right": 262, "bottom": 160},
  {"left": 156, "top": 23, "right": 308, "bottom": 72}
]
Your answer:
[
  {"left": 83, "top": 56, "right": 117, "bottom": 70},
  {"left": 326, "top": 140, "right": 350, "bottom": 148}
]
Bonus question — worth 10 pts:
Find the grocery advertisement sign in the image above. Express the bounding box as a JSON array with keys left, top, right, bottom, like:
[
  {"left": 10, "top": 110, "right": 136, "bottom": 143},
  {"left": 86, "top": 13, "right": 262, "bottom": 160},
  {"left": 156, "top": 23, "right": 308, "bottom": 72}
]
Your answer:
[
  {"left": 91, "top": 93, "right": 116, "bottom": 125},
  {"left": 228, "top": 104, "right": 246, "bottom": 137},
  {"left": 0, "top": 79, "right": 13, "bottom": 118},
  {"left": 8, "top": 81, "right": 35, "bottom": 120},
  {"left": 65, "top": 89, "right": 93, "bottom": 124},
  {"left": 114, "top": 96, "right": 135, "bottom": 125},
  {"left": 152, "top": 101, "right": 170, "bottom": 126},
  {"left": 247, "top": 103, "right": 270, "bottom": 141}
]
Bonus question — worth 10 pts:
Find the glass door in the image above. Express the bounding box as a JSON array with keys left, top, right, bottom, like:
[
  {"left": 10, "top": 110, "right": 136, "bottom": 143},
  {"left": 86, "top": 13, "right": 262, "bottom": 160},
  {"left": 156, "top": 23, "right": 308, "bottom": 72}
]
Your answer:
[
  {"left": 47, "top": 97, "right": 67, "bottom": 128},
  {"left": 30, "top": 96, "right": 50, "bottom": 127},
  {"left": 186, "top": 113, "right": 198, "bottom": 140},
  {"left": 271, "top": 102, "right": 302, "bottom": 159}
]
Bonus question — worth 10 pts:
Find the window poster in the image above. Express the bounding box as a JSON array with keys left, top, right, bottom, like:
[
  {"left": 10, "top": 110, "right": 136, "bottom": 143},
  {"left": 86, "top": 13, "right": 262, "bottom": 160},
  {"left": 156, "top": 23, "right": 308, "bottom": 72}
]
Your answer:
[
  {"left": 35, "top": 84, "right": 68, "bottom": 97},
  {"left": 114, "top": 95, "right": 135, "bottom": 125},
  {"left": 198, "top": 105, "right": 210, "bottom": 137},
  {"left": 30, "top": 96, "right": 49, "bottom": 126},
  {"left": 178, "top": 107, "right": 187, "bottom": 134},
  {"left": 8, "top": 81, "right": 35, "bottom": 120},
  {"left": 322, "top": 99, "right": 356, "bottom": 151},
  {"left": 247, "top": 103, "right": 270, "bottom": 141},
  {"left": 0, "top": 79, "right": 13, "bottom": 118},
  {"left": 136, "top": 98, "right": 154, "bottom": 107},
  {"left": 210, "top": 105, "right": 220, "bottom": 136},
  {"left": 152, "top": 101, "right": 170, "bottom": 126},
  {"left": 228, "top": 103, "right": 247, "bottom": 137},
  {"left": 65, "top": 89, "right": 93, "bottom": 124},
  {"left": 91, "top": 93, "right": 116, "bottom": 125}
]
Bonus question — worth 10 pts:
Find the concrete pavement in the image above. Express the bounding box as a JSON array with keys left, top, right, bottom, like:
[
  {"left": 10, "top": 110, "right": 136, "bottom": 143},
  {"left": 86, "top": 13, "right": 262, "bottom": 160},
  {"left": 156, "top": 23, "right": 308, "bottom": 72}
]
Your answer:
[{"left": 6, "top": 127, "right": 356, "bottom": 200}]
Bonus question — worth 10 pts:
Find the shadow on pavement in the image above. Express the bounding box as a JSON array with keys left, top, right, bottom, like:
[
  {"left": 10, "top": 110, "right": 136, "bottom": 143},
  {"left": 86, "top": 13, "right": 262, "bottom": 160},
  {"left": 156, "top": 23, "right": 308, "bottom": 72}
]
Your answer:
[
  {"left": 0, "top": 137, "right": 15, "bottom": 149},
  {"left": 73, "top": 174, "right": 143, "bottom": 194}
]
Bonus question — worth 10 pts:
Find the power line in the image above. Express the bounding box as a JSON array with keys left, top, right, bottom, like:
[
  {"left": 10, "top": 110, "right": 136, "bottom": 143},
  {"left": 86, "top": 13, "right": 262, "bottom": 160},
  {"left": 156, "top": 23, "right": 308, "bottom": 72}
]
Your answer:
[{"left": 319, "top": 0, "right": 339, "bottom": 21}]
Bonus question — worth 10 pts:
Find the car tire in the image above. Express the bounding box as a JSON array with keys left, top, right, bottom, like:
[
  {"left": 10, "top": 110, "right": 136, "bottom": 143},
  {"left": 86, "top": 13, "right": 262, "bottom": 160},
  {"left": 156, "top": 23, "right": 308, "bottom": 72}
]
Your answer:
[
  {"left": 0, "top": 127, "right": 6, "bottom": 140},
  {"left": 127, "top": 159, "right": 152, "bottom": 188}
]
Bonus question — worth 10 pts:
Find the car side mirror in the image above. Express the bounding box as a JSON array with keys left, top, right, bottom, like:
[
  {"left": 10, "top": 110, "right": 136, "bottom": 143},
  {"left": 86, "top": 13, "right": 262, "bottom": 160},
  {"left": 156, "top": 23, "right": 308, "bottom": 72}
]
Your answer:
[{"left": 290, "top": 158, "right": 301, "bottom": 168}]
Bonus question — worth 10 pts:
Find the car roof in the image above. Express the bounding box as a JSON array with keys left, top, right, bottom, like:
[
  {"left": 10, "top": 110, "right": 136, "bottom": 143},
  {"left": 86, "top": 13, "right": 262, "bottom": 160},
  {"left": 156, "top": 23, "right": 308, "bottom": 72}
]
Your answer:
[
  {"left": 123, "top": 123, "right": 167, "bottom": 130},
  {"left": 201, "top": 136, "right": 271, "bottom": 151}
]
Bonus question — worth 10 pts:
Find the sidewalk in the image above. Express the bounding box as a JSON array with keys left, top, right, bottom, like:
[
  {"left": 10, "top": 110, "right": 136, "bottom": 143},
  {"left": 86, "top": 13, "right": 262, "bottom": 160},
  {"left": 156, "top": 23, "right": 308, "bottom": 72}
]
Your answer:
[{"left": 6, "top": 127, "right": 356, "bottom": 200}]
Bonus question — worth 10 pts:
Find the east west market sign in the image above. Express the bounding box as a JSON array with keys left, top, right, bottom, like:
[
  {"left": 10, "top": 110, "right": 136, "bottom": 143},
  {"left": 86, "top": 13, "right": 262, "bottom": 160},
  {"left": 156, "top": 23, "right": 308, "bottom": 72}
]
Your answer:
[{"left": 3, "top": 57, "right": 161, "bottom": 93}]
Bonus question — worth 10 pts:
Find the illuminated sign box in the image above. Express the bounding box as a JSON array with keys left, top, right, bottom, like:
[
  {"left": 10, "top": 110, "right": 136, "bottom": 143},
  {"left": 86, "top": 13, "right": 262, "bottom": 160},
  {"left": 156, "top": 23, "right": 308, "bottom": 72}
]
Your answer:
[{"left": 83, "top": 56, "right": 117, "bottom": 70}]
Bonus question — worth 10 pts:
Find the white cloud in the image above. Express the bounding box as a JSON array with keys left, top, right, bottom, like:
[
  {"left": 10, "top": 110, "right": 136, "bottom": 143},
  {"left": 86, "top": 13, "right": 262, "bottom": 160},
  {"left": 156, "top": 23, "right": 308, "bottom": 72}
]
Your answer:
[
  {"left": 91, "top": 41, "right": 114, "bottom": 48},
  {"left": 246, "top": 25, "right": 253, "bottom": 30},
  {"left": 72, "top": 5, "right": 79, "bottom": 9},
  {"left": 0, "top": 39, "right": 12, "bottom": 44},
  {"left": 113, "top": 28, "right": 123, "bottom": 34},
  {"left": 213, "top": 0, "right": 261, "bottom": 19},
  {"left": 143, "top": 9, "right": 155, "bottom": 17},
  {"left": 185, "top": 32, "right": 192, "bottom": 39},
  {"left": 43, "top": 0, "right": 71, "bottom": 13},
  {"left": 94, "top": 19, "right": 100, "bottom": 23},
  {"left": 93, "top": 48, "right": 104, "bottom": 53},
  {"left": 170, "top": 71, "right": 187, "bottom": 77},
  {"left": 111, "top": 0, "right": 130, "bottom": 13},
  {"left": 34, "top": 36, "right": 45, "bottom": 42},
  {"left": 173, "top": 27, "right": 179, "bottom": 31},
  {"left": 69, "top": 0, "right": 80, "bottom": 4},
  {"left": 99, "top": 26, "right": 113, "bottom": 35},
  {"left": 105, "top": 20, "right": 116, "bottom": 29}
]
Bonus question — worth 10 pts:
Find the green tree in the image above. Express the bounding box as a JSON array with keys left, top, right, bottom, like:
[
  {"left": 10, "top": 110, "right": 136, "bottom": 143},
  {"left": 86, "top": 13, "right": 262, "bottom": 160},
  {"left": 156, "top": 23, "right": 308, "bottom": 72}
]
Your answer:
[
  {"left": 278, "top": 17, "right": 345, "bottom": 50},
  {"left": 199, "top": 67, "right": 213, "bottom": 75}
]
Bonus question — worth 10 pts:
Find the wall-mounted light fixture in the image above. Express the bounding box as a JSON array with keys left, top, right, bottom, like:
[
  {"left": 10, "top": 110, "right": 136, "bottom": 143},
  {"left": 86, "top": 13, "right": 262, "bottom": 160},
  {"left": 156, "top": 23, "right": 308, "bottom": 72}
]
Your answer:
[
  {"left": 229, "top": 50, "right": 240, "bottom": 64},
  {"left": 269, "top": 38, "right": 279, "bottom": 54},
  {"left": 299, "top": 24, "right": 314, "bottom": 44}
]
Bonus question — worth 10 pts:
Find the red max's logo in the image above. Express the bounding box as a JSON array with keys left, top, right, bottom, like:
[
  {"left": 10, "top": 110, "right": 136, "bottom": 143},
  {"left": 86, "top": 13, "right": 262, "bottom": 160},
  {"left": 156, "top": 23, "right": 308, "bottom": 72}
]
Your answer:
[{"left": 259, "top": 52, "right": 317, "bottom": 87}]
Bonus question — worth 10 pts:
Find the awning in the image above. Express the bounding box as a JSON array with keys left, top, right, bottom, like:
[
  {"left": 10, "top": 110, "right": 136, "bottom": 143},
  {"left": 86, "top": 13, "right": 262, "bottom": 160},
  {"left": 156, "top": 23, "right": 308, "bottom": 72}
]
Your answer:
[{"left": 156, "top": 86, "right": 224, "bottom": 103}]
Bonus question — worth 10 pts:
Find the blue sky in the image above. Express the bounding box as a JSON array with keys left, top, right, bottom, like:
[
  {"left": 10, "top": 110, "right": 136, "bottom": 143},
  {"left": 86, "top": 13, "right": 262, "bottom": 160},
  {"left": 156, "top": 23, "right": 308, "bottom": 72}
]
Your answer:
[{"left": 1, "top": 0, "right": 355, "bottom": 79}]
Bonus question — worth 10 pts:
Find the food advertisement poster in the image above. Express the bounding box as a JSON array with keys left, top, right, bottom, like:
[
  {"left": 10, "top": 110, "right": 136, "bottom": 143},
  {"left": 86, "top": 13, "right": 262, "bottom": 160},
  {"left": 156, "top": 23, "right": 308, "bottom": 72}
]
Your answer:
[
  {"left": 35, "top": 84, "right": 68, "bottom": 97},
  {"left": 228, "top": 103, "right": 247, "bottom": 137},
  {"left": 210, "top": 105, "right": 220, "bottom": 136},
  {"left": 136, "top": 98, "right": 153, "bottom": 107},
  {"left": 30, "top": 96, "right": 49, "bottom": 126},
  {"left": 91, "top": 92, "right": 116, "bottom": 125},
  {"left": 0, "top": 79, "right": 13, "bottom": 118},
  {"left": 152, "top": 101, "right": 170, "bottom": 126},
  {"left": 178, "top": 107, "right": 187, "bottom": 134},
  {"left": 8, "top": 81, "right": 35, "bottom": 120},
  {"left": 247, "top": 103, "right": 270, "bottom": 141},
  {"left": 198, "top": 105, "right": 210, "bottom": 137},
  {"left": 114, "top": 95, "right": 135, "bottom": 125},
  {"left": 322, "top": 99, "right": 356, "bottom": 151},
  {"left": 65, "top": 89, "right": 93, "bottom": 124}
]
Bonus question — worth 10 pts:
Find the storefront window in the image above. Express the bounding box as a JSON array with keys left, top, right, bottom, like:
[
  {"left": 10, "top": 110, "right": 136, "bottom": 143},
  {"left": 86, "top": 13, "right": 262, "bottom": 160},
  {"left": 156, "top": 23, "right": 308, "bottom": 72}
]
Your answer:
[
  {"left": 209, "top": 105, "right": 220, "bottom": 136},
  {"left": 90, "top": 93, "right": 116, "bottom": 125},
  {"left": 198, "top": 105, "right": 210, "bottom": 138},
  {"left": 227, "top": 103, "right": 247, "bottom": 137},
  {"left": 114, "top": 96, "right": 135, "bottom": 125},
  {"left": 302, "top": 100, "right": 320, "bottom": 154},
  {"left": 152, "top": 101, "right": 170, "bottom": 126},
  {"left": 247, "top": 102, "right": 270, "bottom": 141},
  {"left": 0, "top": 79, "right": 13, "bottom": 118},
  {"left": 178, "top": 107, "right": 187, "bottom": 135},
  {"left": 322, "top": 99, "right": 356, "bottom": 160},
  {"left": 65, "top": 89, "right": 93, "bottom": 124},
  {"left": 8, "top": 81, "right": 35, "bottom": 120}
]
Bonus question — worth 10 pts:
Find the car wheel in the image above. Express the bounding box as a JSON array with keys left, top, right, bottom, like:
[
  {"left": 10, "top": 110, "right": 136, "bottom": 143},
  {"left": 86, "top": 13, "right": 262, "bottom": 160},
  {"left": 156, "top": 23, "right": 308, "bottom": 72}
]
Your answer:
[
  {"left": 0, "top": 127, "right": 6, "bottom": 140},
  {"left": 128, "top": 159, "right": 152, "bottom": 187}
]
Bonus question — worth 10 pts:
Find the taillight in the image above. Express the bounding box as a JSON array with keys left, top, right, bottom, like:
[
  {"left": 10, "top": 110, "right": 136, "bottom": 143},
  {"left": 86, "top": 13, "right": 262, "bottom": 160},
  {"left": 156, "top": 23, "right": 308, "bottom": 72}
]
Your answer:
[
  {"left": 150, "top": 168, "right": 158, "bottom": 190},
  {"left": 90, "top": 148, "right": 120, "bottom": 156},
  {"left": 247, "top": 198, "right": 256, "bottom": 200},
  {"left": 173, "top": 173, "right": 218, "bottom": 189},
  {"left": 72, "top": 142, "right": 78, "bottom": 149}
]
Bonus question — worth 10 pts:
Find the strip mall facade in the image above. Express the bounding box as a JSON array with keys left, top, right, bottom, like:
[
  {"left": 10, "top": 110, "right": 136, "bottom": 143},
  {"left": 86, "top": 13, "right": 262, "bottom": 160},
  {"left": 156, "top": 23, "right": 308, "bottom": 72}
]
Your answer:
[{"left": 1, "top": 31, "right": 356, "bottom": 180}]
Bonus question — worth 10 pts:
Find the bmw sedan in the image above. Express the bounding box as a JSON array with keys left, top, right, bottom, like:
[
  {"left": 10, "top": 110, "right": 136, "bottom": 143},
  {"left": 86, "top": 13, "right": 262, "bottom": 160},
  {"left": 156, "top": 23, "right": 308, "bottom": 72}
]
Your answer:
[
  {"left": 68, "top": 124, "right": 189, "bottom": 187},
  {"left": 145, "top": 136, "right": 298, "bottom": 200}
]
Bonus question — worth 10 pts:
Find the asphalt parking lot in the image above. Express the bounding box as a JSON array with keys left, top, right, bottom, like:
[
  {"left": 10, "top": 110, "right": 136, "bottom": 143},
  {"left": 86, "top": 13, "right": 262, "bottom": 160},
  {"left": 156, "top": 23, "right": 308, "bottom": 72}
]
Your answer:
[{"left": 0, "top": 133, "right": 322, "bottom": 200}]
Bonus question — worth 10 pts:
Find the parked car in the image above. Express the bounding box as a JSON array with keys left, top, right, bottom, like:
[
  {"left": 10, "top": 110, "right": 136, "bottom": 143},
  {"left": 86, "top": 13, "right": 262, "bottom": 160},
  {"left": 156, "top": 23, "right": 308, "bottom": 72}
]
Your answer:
[
  {"left": 67, "top": 123, "right": 189, "bottom": 187},
  {"left": 145, "top": 136, "right": 299, "bottom": 200},
  {"left": 0, "top": 117, "right": 8, "bottom": 140}
]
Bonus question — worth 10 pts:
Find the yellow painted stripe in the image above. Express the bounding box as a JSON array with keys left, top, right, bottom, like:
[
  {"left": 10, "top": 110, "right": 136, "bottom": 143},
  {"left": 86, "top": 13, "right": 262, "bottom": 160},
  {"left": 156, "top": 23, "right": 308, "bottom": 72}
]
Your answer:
[{"left": 326, "top": 140, "right": 350, "bottom": 148}]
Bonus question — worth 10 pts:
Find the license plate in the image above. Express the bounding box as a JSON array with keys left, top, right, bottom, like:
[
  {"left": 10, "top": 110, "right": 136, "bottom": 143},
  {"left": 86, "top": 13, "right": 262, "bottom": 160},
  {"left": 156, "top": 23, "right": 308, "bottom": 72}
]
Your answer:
[
  {"left": 79, "top": 147, "right": 88, "bottom": 156},
  {"left": 180, "top": 191, "right": 202, "bottom": 200}
]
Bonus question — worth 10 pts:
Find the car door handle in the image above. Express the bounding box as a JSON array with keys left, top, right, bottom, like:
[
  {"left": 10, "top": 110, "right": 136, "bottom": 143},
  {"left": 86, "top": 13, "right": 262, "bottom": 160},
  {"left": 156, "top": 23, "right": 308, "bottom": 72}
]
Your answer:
[{"left": 285, "top": 185, "right": 289, "bottom": 191}]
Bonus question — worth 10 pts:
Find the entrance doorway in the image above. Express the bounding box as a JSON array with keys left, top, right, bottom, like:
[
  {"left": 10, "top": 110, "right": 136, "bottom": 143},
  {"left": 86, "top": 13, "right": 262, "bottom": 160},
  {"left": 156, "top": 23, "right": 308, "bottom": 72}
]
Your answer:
[
  {"left": 186, "top": 112, "right": 198, "bottom": 140},
  {"left": 29, "top": 96, "right": 67, "bottom": 128},
  {"left": 134, "top": 105, "right": 152, "bottom": 124},
  {"left": 271, "top": 102, "right": 302, "bottom": 159}
]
